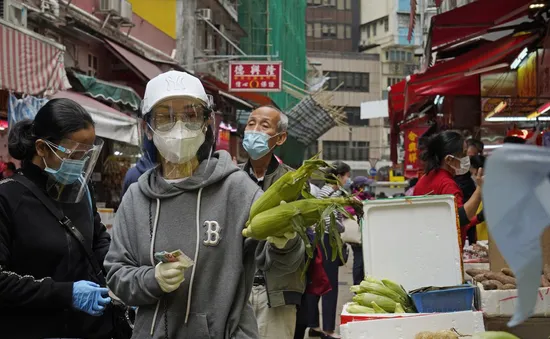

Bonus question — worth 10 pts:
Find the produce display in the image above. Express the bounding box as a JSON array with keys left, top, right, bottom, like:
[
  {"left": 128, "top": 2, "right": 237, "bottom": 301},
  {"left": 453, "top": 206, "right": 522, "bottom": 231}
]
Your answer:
[
  {"left": 415, "top": 330, "right": 519, "bottom": 339},
  {"left": 469, "top": 266, "right": 550, "bottom": 290},
  {"left": 347, "top": 276, "right": 416, "bottom": 314},
  {"left": 242, "top": 155, "right": 363, "bottom": 264},
  {"left": 463, "top": 242, "right": 489, "bottom": 262}
]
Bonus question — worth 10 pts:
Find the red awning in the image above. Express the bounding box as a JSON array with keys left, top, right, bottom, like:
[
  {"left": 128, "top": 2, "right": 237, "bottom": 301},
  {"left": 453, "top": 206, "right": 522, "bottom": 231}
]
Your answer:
[
  {"left": 0, "top": 22, "right": 70, "bottom": 95},
  {"left": 406, "top": 32, "right": 538, "bottom": 110},
  {"left": 430, "top": 0, "right": 531, "bottom": 51},
  {"left": 201, "top": 75, "right": 276, "bottom": 108},
  {"left": 105, "top": 40, "right": 163, "bottom": 81}
]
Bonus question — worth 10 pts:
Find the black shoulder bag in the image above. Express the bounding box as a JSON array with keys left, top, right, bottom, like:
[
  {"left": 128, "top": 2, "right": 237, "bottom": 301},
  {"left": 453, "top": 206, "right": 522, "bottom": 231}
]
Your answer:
[{"left": 12, "top": 174, "right": 133, "bottom": 339}]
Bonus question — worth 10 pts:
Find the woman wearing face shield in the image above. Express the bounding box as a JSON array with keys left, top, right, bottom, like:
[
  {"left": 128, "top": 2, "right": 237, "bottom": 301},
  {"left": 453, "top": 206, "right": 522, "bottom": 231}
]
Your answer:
[
  {"left": 414, "top": 130, "right": 484, "bottom": 233},
  {"left": 0, "top": 99, "right": 112, "bottom": 338},
  {"left": 105, "top": 71, "right": 273, "bottom": 339}
]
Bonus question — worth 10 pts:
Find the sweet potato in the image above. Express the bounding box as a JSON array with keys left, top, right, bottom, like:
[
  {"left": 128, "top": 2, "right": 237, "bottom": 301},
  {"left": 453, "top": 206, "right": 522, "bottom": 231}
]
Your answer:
[
  {"left": 500, "top": 284, "right": 516, "bottom": 290},
  {"left": 541, "top": 275, "right": 550, "bottom": 288},
  {"left": 474, "top": 274, "right": 487, "bottom": 282},
  {"left": 484, "top": 272, "right": 516, "bottom": 285},
  {"left": 544, "top": 264, "right": 550, "bottom": 281},
  {"left": 501, "top": 268, "right": 515, "bottom": 278},
  {"left": 482, "top": 280, "right": 503, "bottom": 290},
  {"left": 466, "top": 269, "right": 489, "bottom": 277}
]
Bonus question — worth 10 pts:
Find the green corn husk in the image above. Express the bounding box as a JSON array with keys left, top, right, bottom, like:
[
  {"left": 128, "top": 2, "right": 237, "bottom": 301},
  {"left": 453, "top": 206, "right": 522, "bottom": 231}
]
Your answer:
[
  {"left": 359, "top": 280, "right": 404, "bottom": 304},
  {"left": 352, "top": 293, "right": 398, "bottom": 313},
  {"left": 350, "top": 285, "right": 363, "bottom": 293},
  {"left": 394, "top": 303, "right": 405, "bottom": 313},
  {"left": 371, "top": 301, "right": 387, "bottom": 314},
  {"left": 472, "top": 332, "right": 520, "bottom": 339},
  {"left": 381, "top": 279, "right": 409, "bottom": 301},
  {"left": 365, "top": 276, "right": 384, "bottom": 285},
  {"left": 346, "top": 303, "right": 375, "bottom": 314}
]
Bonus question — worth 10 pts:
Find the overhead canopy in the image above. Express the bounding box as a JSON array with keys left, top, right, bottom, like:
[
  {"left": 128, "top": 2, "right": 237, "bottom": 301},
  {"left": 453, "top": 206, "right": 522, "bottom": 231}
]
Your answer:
[
  {"left": 0, "top": 21, "right": 70, "bottom": 95},
  {"left": 72, "top": 73, "right": 142, "bottom": 111},
  {"left": 105, "top": 39, "right": 163, "bottom": 81},
  {"left": 406, "top": 32, "right": 539, "bottom": 111},
  {"left": 51, "top": 91, "right": 139, "bottom": 146},
  {"left": 430, "top": 0, "right": 531, "bottom": 51}
]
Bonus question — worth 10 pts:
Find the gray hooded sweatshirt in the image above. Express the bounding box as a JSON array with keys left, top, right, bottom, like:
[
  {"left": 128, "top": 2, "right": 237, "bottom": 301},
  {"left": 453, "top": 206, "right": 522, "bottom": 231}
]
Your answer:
[{"left": 105, "top": 151, "right": 304, "bottom": 339}]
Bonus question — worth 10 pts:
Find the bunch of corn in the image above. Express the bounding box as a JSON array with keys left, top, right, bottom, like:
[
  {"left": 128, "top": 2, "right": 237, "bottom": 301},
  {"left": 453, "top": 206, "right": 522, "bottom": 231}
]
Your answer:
[
  {"left": 350, "top": 276, "right": 416, "bottom": 313},
  {"left": 245, "top": 154, "right": 330, "bottom": 226},
  {"left": 243, "top": 197, "right": 363, "bottom": 258}
]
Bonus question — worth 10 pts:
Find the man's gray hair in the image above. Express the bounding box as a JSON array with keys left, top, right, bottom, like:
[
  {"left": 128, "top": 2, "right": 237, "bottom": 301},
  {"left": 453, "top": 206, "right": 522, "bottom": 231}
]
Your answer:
[{"left": 278, "top": 112, "right": 289, "bottom": 133}]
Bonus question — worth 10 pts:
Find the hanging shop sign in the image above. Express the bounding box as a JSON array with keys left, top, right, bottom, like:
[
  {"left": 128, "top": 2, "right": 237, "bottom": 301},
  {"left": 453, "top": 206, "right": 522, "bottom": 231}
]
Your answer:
[
  {"left": 217, "top": 121, "right": 237, "bottom": 153},
  {"left": 403, "top": 126, "right": 429, "bottom": 175},
  {"left": 228, "top": 61, "right": 283, "bottom": 92}
]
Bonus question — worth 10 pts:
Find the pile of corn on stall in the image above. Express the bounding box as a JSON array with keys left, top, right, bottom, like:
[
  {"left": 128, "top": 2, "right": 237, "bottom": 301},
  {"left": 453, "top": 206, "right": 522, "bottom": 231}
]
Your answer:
[
  {"left": 242, "top": 155, "right": 363, "bottom": 264},
  {"left": 347, "top": 276, "right": 416, "bottom": 314}
]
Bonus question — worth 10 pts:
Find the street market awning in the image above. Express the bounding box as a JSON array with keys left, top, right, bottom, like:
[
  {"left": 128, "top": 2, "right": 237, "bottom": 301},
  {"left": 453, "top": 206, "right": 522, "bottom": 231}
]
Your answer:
[
  {"left": 429, "top": 0, "right": 531, "bottom": 51},
  {"left": 51, "top": 91, "right": 139, "bottom": 146},
  {"left": 219, "top": 91, "right": 254, "bottom": 109},
  {"left": 72, "top": 73, "right": 142, "bottom": 111},
  {"left": 407, "top": 32, "right": 539, "bottom": 111},
  {"left": 105, "top": 39, "right": 163, "bottom": 81},
  {"left": 0, "top": 21, "right": 70, "bottom": 95}
]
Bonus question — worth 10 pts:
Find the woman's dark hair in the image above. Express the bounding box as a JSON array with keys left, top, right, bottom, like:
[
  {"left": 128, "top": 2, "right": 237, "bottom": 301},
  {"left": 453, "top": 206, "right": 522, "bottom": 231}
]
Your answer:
[
  {"left": 326, "top": 161, "right": 351, "bottom": 180},
  {"left": 408, "top": 177, "right": 418, "bottom": 188},
  {"left": 420, "top": 130, "right": 464, "bottom": 173},
  {"left": 503, "top": 136, "right": 526, "bottom": 144},
  {"left": 466, "top": 138, "right": 484, "bottom": 153},
  {"left": 470, "top": 155, "right": 485, "bottom": 170},
  {"left": 9, "top": 98, "right": 95, "bottom": 162},
  {"left": 197, "top": 124, "right": 216, "bottom": 162}
]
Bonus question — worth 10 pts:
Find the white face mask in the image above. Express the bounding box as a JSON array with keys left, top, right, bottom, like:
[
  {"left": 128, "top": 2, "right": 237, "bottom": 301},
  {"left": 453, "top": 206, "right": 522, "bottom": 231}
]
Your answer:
[
  {"left": 450, "top": 155, "right": 471, "bottom": 176},
  {"left": 151, "top": 120, "right": 205, "bottom": 164}
]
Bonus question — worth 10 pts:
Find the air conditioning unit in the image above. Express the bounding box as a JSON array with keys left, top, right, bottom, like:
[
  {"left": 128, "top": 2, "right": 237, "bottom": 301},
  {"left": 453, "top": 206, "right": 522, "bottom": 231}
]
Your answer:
[
  {"left": 120, "top": 0, "right": 132, "bottom": 21},
  {"left": 99, "top": 0, "right": 121, "bottom": 14},
  {"left": 196, "top": 8, "right": 211, "bottom": 21},
  {"left": 41, "top": 0, "right": 60, "bottom": 17},
  {"left": 4, "top": 1, "right": 27, "bottom": 28}
]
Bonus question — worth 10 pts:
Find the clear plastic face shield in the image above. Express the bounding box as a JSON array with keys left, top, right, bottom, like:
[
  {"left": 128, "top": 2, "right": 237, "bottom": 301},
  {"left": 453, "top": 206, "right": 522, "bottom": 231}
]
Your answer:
[{"left": 41, "top": 138, "right": 104, "bottom": 203}]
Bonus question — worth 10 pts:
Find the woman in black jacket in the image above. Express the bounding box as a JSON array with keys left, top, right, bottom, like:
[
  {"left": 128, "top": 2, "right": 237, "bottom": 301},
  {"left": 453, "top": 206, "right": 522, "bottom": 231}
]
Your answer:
[{"left": 0, "top": 98, "right": 112, "bottom": 338}]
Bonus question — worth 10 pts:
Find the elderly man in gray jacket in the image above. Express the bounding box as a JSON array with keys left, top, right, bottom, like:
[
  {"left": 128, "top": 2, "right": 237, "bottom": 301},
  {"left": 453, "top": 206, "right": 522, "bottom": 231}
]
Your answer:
[{"left": 240, "top": 106, "right": 306, "bottom": 339}]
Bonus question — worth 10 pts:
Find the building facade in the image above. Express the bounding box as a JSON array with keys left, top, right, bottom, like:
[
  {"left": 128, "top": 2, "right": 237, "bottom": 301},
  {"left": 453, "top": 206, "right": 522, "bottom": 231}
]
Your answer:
[
  {"left": 306, "top": 0, "right": 386, "bottom": 172},
  {"left": 360, "top": 0, "right": 423, "bottom": 100}
]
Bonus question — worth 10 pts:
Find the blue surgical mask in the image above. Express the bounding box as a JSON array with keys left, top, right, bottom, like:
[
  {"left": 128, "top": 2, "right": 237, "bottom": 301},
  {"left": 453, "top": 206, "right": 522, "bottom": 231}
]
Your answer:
[
  {"left": 344, "top": 178, "right": 352, "bottom": 189},
  {"left": 44, "top": 158, "right": 87, "bottom": 185},
  {"left": 242, "top": 131, "right": 278, "bottom": 160}
]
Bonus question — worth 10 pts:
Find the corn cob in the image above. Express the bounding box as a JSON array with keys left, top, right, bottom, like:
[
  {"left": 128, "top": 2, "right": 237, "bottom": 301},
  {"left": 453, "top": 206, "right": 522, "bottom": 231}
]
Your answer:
[
  {"left": 242, "top": 197, "right": 362, "bottom": 240},
  {"left": 371, "top": 301, "right": 387, "bottom": 314},
  {"left": 359, "top": 280, "right": 404, "bottom": 304},
  {"left": 394, "top": 303, "right": 405, "bottom": 313},
  {"left": 346, "top": 303, "right": 375, "bottom": 314},
  {"left": 246, "top": 156, "right": 330, "bottom": 226},
  {"left": 381, "top": 279, "right": 409, "bottom": 301},
  {"left": 352, "top": 293, "right": 398, "bottom": 313}
]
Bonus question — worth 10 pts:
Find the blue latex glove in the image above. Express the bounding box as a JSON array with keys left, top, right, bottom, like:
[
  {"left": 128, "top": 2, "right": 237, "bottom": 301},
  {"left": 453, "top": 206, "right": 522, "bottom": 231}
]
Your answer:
[{"left": 72, "top": 281, "right": 111, "bottom": 316}]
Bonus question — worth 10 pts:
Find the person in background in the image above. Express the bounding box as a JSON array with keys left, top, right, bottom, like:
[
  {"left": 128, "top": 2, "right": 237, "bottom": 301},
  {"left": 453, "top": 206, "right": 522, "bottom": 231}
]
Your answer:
[
  {"left": 405, "top": 177, "right": 418, "bottom": 196},
  {"left": 346, "top": 176, "right": 373, "bottom": 286},
  {"left": 121, "top": 115, "right": 157, "bottom": 198},
  {"left": 240, "top": 105, "right": 305, "bottom": 339},
  {"left": 376, "top": 192, "right": 387, "bottom": 199},
  {"left": 465, "top": 155, "right": 487, "bottom": 242},
  {"left": 0, "top": 99, "right": 112, "bottom": 338},
  {"left": 466, "top": 138, "right": 484, "bottom": 156},
  {"left": 503, "top": 136, "right": 526, "bottom": 144},
  {"left": 414, "top": 131, "right": 483, "bottom": 235},
  {"left": 2, "top": 162, "right": 16, "bottom": 178},
  {"left": 307, "top": 161, "right": 351, "bottom": 339}
]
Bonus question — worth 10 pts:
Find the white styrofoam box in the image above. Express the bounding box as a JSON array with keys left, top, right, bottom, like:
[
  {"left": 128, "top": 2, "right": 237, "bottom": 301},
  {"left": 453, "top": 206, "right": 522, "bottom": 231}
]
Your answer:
[
  {"left": 341, "top": 303, "right": 430, "bottom": 325},
  {"left": 361, "top": 196, "right": 463, "bottom": 291},
  {"left": 479, "top": 283, "right": 550, "bottom": 316},
  {"left": 341, "top": 311, "right": 485, "bottom": 339}
]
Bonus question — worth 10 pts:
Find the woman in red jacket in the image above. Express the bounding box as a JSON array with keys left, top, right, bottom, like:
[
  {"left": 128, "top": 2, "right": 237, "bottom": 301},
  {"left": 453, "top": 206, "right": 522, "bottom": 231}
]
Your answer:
[{"left": 414, "top": 131, "right": 483, "bottom": 232}]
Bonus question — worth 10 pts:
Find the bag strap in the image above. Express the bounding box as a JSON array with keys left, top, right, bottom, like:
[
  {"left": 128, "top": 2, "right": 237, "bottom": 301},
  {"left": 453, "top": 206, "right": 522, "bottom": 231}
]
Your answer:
[{"left": 12, "top": 174, "right": 105, "bottom": 282}]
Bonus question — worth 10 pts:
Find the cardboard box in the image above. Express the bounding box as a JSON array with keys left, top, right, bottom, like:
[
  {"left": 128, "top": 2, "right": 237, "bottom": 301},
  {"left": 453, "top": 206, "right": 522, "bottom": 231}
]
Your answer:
[
  {"left": 478, "top": 284, "right": 550, "bottom": 317},
  {"left": 489, "top": 227, "right": 550, "bottom": 272},
  {"left": 340, "top": 311, "right": 485, "bottom": 339}
]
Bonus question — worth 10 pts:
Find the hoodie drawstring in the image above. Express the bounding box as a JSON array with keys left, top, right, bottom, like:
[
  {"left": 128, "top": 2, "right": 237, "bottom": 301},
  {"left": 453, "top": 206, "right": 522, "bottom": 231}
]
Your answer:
[
  {"left": 150, "top": 198, "right": 161, "bottom": 336},
  {"left": 185, "top": 187, "right": 203, "bottom": 323}
]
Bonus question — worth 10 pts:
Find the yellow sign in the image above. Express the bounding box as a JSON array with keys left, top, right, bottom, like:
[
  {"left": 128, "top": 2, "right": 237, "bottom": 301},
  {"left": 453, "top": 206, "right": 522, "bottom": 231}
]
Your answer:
[{"left": 127, "top": 0, "right": 176, "bottom": 39}]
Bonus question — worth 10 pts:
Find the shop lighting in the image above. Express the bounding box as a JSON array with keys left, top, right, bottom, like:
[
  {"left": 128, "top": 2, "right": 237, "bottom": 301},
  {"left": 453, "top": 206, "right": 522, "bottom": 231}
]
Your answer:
[
  {"left": 433, "top": 95, "right": 445, "bottom": 105},
  {"left": 485, "top": 101, "right": 508, "bottom": 120},
  {"left": 529, "top": 3, "right": 546, "bottom": 9},
  {"left": 527, "top": 102, "right": 550, "bottom": 119},
  {"left": 510, "top": 48, "right": 529, "bottom": 70},
  {"left": 484, "top": 144, "right": 503, "bottom": 150},
  {"left": 485, "top": 116, "right": 550, "bottom": 122},
  {"left": 114, "top": 151, "right": 123, "bottom": 156}
]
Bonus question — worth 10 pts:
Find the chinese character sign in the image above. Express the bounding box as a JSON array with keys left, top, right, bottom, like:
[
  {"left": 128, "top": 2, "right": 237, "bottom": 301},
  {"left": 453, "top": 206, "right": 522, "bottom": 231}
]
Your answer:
[
  {"left": 403, "top": 127, "right": 428, "bottom": 174},
  {"left": 229, "top": 61, "right": 282, "bottom": 92}
]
